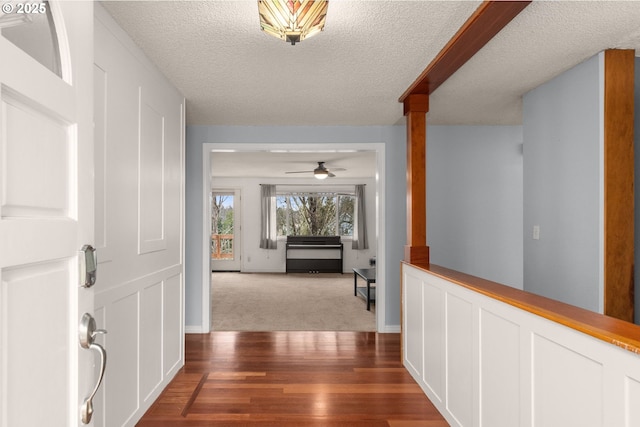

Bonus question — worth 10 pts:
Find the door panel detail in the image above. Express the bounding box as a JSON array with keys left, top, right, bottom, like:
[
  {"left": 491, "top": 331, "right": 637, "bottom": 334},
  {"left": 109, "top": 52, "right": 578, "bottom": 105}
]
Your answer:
[
  {"left": 138, "top": 88, "right": 166, "bottom": 254},
  {"left": 1, "top": 261, "right": 71, "bottom": 425},
  {"left": 1, "top": 86, "right": 72, "bottom": 218}
]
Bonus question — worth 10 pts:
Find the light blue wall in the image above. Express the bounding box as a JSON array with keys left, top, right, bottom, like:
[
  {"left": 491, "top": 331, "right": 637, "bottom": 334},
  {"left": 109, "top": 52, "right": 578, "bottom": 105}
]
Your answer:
[
  {"left": 635, "top": 57, "right": 640, "bottom": 325},
  {"left": 185, "top": 125, "right": 407, "bottom": 329},
  {"left": 522, "top": 53, "right": 603, "bottom": 312},
  {"left": 186, "top": 124, "right": 528, "bottom": 330},
  {"left": 186, "top": 54, "right": 635, "bottom": 328},
  {"left": 427, "top": 125, "right": 524, "bottom": 289}
]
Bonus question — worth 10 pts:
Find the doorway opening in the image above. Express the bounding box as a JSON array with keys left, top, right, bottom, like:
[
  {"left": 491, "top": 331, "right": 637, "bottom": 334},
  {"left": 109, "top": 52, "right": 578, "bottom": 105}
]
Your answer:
[{"left": 201, "top": 143, "right": 387, "bottom": 333}]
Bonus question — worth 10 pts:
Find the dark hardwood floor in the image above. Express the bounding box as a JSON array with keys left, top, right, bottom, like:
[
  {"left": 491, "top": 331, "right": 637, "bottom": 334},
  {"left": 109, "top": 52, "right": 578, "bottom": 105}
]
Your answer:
[{"left": 137, "top": 331, "right": 449, "bottom": 426}]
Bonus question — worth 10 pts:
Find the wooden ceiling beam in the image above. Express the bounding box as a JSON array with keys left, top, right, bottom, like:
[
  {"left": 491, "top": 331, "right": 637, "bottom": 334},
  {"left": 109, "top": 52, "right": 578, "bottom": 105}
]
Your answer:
[
  {"left": 400, "top": 0, "right": 531, "bottom": 266},
  {"left": 399, "top": 0, "right": 532, "bottom": 102}
]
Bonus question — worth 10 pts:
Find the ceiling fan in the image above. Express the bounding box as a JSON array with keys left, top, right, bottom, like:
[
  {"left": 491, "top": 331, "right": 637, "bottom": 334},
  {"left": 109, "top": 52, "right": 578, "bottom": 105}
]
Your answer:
[{"left": 285, "top": 161, "right": 346, "bottom": 180}]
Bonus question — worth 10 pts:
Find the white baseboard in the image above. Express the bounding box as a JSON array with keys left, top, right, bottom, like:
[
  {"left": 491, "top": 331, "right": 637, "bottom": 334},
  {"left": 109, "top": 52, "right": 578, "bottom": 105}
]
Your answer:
[
  {"left": 185, "top": 325, "right": 204, "bottom": 334},
  {"left": 380, "top": 324, "right": 401, "bottom": 333},
  {"left": 188, "top": 324, "right": 398, "bottom": 334}
]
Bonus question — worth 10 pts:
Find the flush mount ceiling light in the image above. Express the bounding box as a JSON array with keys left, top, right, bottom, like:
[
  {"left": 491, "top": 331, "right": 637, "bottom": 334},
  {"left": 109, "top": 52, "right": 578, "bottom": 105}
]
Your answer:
[{"left": 258, "top": 0, "right": 329, "bottom": 45}]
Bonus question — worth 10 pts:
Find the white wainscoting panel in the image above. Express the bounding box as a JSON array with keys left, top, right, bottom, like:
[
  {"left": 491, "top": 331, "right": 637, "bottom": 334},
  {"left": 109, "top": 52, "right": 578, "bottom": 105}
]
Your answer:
[
  {"left": 140, "top": 281, "right": 163, "bottom": 401},
  {"left": 107, "top": 292, "right": 140, "bottom": 426},
  {"left": 163, "top": 273, "right": 183, "bottom": 376},
  {"left": 138, "top": 91, "right": 165, "bottom": 254},
  {"left": 532, "top": 335, "right": 603, "bottom": 427},
  {"left": 446, "top": 294, "right": 474, "bottom": 427},
  {"left": 423, "top": 282, "right": 444, "bottom": 403},
  {"left": 404, "top": 272, "right": 424, "bottom": 378},
  {"left": 479, "top": 309, "right": 520, "bottom": 427},
  {"left": 95, "top": 266, "right": 183, "bottom": 426},
  {"left": 402, "top": 264, "right": 640, "bottom": 427},
  {"left": 626, "top": 375, "right": 640, "bottom": 426},
  {"left": 94, "top": 5, "right": 185, "bottom": 425}
]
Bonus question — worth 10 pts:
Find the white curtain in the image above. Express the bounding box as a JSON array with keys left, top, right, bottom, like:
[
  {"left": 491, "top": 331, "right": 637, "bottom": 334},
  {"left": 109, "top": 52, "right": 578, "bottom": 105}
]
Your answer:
[
  {"left": 352, "top": 184, "right": 369, "bottom": 249},
  {"left": 259, "top": 184, "right": 277, "bottom": 249}
]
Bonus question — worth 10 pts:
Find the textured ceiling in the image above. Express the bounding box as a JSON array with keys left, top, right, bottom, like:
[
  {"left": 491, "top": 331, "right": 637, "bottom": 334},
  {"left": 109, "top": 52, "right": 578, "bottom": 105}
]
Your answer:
[
  {"left": 431, "top": 0, "right": 640, "bottom": 125},
  {"left": 102, "top": 0, "right": 640, "bottom": 126}
]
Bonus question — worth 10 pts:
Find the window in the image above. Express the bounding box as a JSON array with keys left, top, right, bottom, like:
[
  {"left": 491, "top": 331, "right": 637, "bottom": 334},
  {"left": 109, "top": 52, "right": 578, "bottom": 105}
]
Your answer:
[
  {"left": 1, "top": 1, "right": 62, "bottom": 78},
  {"left": 276, "top": 192, "right": 355, "bottom": 237}
]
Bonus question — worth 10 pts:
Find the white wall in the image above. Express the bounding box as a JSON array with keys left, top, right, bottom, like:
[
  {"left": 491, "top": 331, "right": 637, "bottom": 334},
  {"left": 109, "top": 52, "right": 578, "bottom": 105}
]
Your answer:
[
  {"left": 186, "top": 126, "right": 407, "bottom": 331},
  {"left": 94, "top": 7, "right": 185, "bottom": 426},
  {"left": 522, "top": 53, "right": 603, "bottom": 313},
  {"left": 211, "top": 176, "right": 377, "bottom": 273},
  {"left": 426, "top": 125, "right": 524, "bottom": 289},
  {"left": 403, "top": 263, "right": 640, "bottom": 427}
]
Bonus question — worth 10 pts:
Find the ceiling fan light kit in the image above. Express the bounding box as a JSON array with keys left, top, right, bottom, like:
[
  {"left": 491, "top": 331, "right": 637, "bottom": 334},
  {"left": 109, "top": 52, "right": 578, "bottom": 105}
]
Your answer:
[
  {"left": 286, "top": 161, "right": 344, "bottom": 179},
  {"left": 314, "top": 169, "right": 329, "bottom": 179},
  {"left": 258, "top": 0, "right": 329, "bottom": 45}
]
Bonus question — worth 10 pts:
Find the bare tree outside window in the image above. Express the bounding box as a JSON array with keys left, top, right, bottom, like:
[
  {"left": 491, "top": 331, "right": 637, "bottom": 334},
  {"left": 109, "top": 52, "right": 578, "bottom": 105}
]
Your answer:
[
  {"left": 338, "top": 195, "right": 354, "bottom": 235},
  {"left": 211, "top": 194, "right": 234, "bottom": 259},
  {"left": 276, "top": 193, "right": 354, "bottom": 237}
]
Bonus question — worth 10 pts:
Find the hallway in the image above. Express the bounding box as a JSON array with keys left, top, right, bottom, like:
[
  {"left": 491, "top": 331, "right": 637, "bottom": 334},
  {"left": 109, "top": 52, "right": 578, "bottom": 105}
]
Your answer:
[{"left": 137, "top": 332, "right": 448, "bottom": 426}]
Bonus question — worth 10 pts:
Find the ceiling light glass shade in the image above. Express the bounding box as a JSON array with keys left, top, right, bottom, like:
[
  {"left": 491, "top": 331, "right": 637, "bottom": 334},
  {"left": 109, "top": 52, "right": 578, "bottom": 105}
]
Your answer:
[
  {"left": 258, "top": 0, "right": 328, "bottom": 45},
  {"left": 313, "top": 162, "right": 329, "bottom": 179}
]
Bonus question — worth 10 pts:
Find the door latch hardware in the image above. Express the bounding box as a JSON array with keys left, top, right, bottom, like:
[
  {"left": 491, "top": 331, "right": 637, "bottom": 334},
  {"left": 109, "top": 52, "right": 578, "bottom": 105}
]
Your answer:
[
  {"left": 79, "top": 313, "right": 107, "bottom": 424},
  {"left": 79, "top": 245, "right": 97, "bottom": 288}
]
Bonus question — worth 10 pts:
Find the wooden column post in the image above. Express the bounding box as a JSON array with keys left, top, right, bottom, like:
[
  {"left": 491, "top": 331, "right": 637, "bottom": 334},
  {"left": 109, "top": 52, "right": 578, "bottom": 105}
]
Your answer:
[
  {"left": 603, "top": 49, "right": 635, "bottom": 322},
  {"left": 404, "top": 94, "right": 430, "bottom": 264}
]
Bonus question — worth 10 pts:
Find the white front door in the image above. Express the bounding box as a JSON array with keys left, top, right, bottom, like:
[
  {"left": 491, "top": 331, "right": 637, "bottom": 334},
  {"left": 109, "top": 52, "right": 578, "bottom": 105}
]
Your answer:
[
  {"left": 210, "top": 190, "right": 241, "bottom": 271},
  {"left": 0, "top": 1, "right": 96, "bottom": 426}
]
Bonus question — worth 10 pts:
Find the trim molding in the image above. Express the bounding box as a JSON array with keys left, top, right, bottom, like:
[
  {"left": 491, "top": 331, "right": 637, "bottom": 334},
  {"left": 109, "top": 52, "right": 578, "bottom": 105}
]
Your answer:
[
  {"left": 185, "top": 325, "right": 204, "bottom": 334},
  {"left": 409, "top": 262, "right": 640, "bottom": 354},
  {"left": 382, "top": 325, "right": 401, "bottom": 334},
  {"left": 202, "top": 142, "right": 388, "bottom": 333}
]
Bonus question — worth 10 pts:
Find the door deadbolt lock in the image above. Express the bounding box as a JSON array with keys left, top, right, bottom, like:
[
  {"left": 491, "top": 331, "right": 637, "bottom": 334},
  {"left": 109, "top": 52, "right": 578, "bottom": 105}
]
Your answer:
[{"left": 79, "top": 244, "right": 97, "bottom": 288}]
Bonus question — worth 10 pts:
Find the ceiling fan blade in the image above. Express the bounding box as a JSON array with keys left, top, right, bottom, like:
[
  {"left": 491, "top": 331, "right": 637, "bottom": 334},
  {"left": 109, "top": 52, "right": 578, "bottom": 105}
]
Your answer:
[{"left": 285, "top": 162, "right": 347, "bottom": 176}]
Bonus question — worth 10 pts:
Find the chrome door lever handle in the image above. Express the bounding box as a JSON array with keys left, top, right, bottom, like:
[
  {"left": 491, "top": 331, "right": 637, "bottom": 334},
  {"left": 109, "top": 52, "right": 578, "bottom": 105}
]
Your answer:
[
  {"left": 79, "top": 313, "right": 107, "bottom": 424},
  {"left": 92, "top": 328, "right": 107, "bottom": 339},
  {"left": 79, "top": 313, "right": 107, "bottom": 348},
  {"left": 81, "top": 342, "right": 107, "bottom": 424}
]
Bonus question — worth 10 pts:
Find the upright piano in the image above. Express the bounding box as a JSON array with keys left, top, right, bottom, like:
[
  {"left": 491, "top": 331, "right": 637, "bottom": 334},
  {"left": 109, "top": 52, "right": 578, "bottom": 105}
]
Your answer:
[{"left": 285, "top": 236, "right": 343, "bottom": 273}]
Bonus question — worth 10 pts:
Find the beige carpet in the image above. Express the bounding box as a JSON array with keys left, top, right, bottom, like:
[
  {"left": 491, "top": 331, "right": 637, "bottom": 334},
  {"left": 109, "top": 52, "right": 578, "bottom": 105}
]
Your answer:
[{"left": 211, "top": 272, "right": 376, "bottom": 331}]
